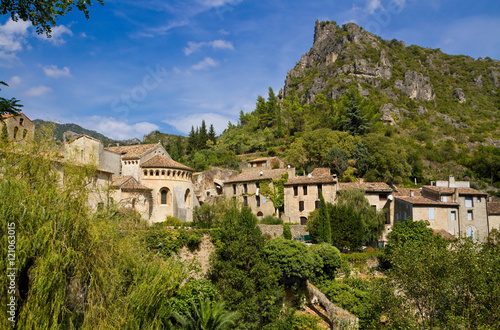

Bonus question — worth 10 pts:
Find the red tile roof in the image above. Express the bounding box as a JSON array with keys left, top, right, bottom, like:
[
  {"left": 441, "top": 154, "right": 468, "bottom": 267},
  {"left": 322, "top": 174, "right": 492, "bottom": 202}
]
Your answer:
[
  {"left": 393, "top": 188, "right": 422, "bottom": 197},
  {"left": 141, "top": 155, "right": 193, "bottom": 171},
  {"left": 423, "top": 186, "right": 488, "bottom": 196},
  {"left": 338, "top": 182, "right": 392, "bottom": 192},
  {"left": 105, "top": 143, "right": 161, "bottom": 160},
  {"left": 225, "top": 168, "right": 290, "bottom": 183},
  {"left": 286, "top": 168, "right": 336, "bottom": 185},
  {"left": 488, "top": 202, "right": 500, "bottom": 215},
  {"left": 395, "top": 196, "right": 459, "bottom": 206},
  {"left": 111, "top": 175, "right": 152, "bottom": 191}
]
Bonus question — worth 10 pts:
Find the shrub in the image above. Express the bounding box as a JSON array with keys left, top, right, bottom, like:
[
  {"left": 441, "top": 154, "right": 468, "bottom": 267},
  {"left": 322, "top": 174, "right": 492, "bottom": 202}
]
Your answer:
[
  {"left": 283, "top": 223, "right": 292, "bottom": 240},
  {"left": 165, "top": 216, "right": 183, "bottom": 227},
  {"left": 261, "top": 215, "right": 283, "bottom": 225}
]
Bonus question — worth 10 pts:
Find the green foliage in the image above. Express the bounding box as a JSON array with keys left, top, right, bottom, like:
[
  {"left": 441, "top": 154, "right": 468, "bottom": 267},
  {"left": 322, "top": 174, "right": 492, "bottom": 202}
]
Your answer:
[
  {"left": 172, "top": 297, "right": 239, "bottom": 330},
  {"left": 260, "top": 214, "right": 283, "bottom": 225},
  {"left": 165, "top": 215, "right": 182, "bottom": 227},
  {"left": 0, "top": 0, "right": 104, "bottom": 36},
  {"left": 309, "top": 243, "right": 342, "bottom": 281},
  {"left": 283, "top": 223, "right": 292, "bottom": 240},
  {"left": 338, "top": 86, "right": 371, "bottom": 136},
  {"left": 258, "top": 172, "right": 289, "bottom": 215},
  {"left": 308, "top": 190, "right": 385, "bottom": 251},
  {"left": 210, "top": 207, "right": 284, "bottom": 328},
  {"left": 0, "top": 81, "right": 23, "bottom": 118},
  {"left": 144, "top": 228, "right": 203, "bottom": 257},
  {"left": 0, "top": 128, "right": 193, "bottom": 329},
  {"left": 264, "top": 238, "right": 318, "bottom": 286}
]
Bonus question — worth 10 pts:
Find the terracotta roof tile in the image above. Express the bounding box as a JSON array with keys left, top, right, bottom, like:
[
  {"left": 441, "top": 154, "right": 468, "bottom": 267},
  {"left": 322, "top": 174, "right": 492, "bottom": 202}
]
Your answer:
[
  {"left": 423, "top": 186, "right": 488, "bottom": 196},
  {"left": 286, "top": 169, "right": 336, "bottom": 185},
  {"left": 105, "top": 143, "right": 160, "bottom": 160},
  {"left": 488, "top": 202, "right": 500, "bottom": 215},
  {"left": 393, "top": 188, "right": 422, "bottom": 197},
  {"left": 225, "top": 168, "right": 290, "bottom": 183},
  {"left": 141, "top": 155, "right": 193, "bottom": 171},
  {"left": 112, "top": 175, "right": 152, "bottom": 191},
  {"left": 395, "top": 196, "right": 459, "bottom": 206},
  {"left": 338, "top": 182, "right": 392, "bottom": 192}
]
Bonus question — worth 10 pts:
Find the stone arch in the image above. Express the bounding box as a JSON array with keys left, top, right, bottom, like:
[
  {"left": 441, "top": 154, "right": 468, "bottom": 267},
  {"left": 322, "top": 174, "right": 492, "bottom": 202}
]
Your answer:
[
  {"left": 143, "top": 170, "right": 147, "bottom": 177},
  {"left": 160, "top": 187, "right": 171, "bottom": 205},
  {"left": 167, "top": 170, "right": 171, "bottom": 179},
  {"left": 155, "top": 170, "right": 160, "bottom": 177},
  {"left": 257, "top": 211, "right": 263, "bottom": 217},
  {"left": 161, "top": 170, "right": 165, "bottom": 177},
  {"left": 149, "top": 170, "right": 154, "bottom": 176},
  {"left": 184, "top": 189, "right": 192, "bottom": 207}
]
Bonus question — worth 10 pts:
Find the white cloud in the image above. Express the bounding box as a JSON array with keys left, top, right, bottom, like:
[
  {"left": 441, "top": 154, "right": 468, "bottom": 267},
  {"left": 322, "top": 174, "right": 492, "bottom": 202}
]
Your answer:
[
  {"left": 184, "top": 39, "right": 234, "bottom": 55},
  {"left": 37, "top": 25, "right": 73, "bottom": 45},
  {"left": 366, "top": 0, "right": 383, "bottom": 14},
  {"left": 42, "top": 65, "right": 72, "bottom": 78},
  {"left": 0, "top": 19, "right": 31, "bottom": 66},
  {"left": 86, "top": 116, "right": 159, "bottom": 140},
  {"left": 163, "top": 112, "right": 233, "bottom": 135},
  {"left": 25, "top": 85, "right": 52, "bottom": 97},
  {"left": 8, "top": 76, "right": 21, "bottom": 87},
  {"left": 191, "top": 57, "right": 219, "bottom": 70},
  {"left": 197, "top": 0, "right": 242, "bottom": 8}
]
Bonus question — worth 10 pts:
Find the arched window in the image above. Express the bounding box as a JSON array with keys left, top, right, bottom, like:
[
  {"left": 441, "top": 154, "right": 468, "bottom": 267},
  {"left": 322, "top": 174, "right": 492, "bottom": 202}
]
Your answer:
[
  {"left": 184, "top": 189, "right": 191, "bottom": 207},
  {"left": 22, "top": 129, "right": 28, "bottom": 139},
  {"left": 155, "top": 170, "right": 160, "bottom": 177},
  {"left": 13, "top": 126, "right": 19, "bottom": 139},
  {"left": 300, "top": 217, "right": 308, "bottom": 225},
  {"left": 257, "top": 211, "right": 263, "bottom": 217},
  {"left": 19, "top": 118, "right": 24, "bottom": 126},
  {"left": 143, "top": 170, "right": 147, "bottom": 177},
  {"left": 160, "top": 188, "right": 171, "bottom": 205},
  {"left": 149, "top": 170, "right": 154, "bottom": 176}
]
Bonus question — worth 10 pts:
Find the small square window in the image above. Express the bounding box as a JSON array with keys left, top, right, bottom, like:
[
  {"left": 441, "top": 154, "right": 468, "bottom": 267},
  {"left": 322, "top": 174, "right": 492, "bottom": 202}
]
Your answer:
[{"left": 465, "top": 197, "right": 473, "bottom": 208}]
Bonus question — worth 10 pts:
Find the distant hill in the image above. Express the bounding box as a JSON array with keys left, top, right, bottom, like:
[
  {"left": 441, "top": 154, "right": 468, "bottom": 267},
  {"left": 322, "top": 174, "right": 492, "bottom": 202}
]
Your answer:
[{"left": 32, "top": 119, "right": 140, "bottom": 146}]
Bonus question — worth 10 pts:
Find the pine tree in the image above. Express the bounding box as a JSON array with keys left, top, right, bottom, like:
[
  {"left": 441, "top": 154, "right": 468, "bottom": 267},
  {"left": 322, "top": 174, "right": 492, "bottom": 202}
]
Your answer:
[
  {"left": 199, "top": 120, "right": 208, "bottom": 149},
  {"left": 340, "top": 87, "right": 370, "bottom": 136},
  {"left": 187, "top": 126, "right": 197, "bottom": 154},
  {"left": 208, "top": 124, "right": 216, "bottom": 144}
]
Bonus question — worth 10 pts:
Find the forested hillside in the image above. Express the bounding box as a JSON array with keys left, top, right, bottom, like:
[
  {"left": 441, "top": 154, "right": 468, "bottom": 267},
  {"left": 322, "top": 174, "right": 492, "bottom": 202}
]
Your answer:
[{"left": 200, "top": 21, "right": 500, "bottom": 193}]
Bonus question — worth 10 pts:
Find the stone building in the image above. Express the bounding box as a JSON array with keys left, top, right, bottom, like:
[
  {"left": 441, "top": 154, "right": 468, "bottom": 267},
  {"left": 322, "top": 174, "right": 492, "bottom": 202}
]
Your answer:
[
  {"left": 65, "top": 136, "right": 195, "bottom": 224},
  {"left": 487, "top": 196, "right": 500, "bottom": 232},
  {"left": 337, "top": 181, "right": 393, "bottom": 212},
  {"left": 393, "top": 183, "right": 489, "bottom": 241},
  {"left": 193, "top": 167, "right": 239, "bottom": 205},
  {"left": 239, "top": 156, "right": 286, "bottom": 172},
  {"left": 223, "top": 167, "right": 296, "bottom": 219},
  {"left": 283, "top": 168, "right": 338, "bottom": 224},
  {"left": 1, "top": 113, "right": 35, "bottom": 142}
]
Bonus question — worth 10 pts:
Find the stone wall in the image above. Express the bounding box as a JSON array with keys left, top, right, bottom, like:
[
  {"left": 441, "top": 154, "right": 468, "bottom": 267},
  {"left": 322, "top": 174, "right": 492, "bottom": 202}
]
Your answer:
[
  {"left": 257, "top": 224, "right": 308, "bottom": 239},
  {"left": 306, "top": 282, "right": 359, "bottom": 329}
]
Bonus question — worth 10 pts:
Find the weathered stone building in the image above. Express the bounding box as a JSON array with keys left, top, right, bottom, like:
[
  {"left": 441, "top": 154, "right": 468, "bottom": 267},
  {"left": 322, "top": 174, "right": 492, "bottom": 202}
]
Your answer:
[
  {"left": 1, "top": 113, "right": 34, "bottom": 142},
  {"left": 284, "top": 168, "right": 338, "bottom": 224}
]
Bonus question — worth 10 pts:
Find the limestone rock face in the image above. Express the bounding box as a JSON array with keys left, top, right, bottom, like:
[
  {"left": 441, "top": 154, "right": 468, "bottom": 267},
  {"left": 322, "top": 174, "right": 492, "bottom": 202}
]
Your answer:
[
  {"left": 417, "top": 105, "right": 428, "bottom": 116},
  {"left": 491, "top": 70, "right": 500, "bottom": 88},
  {"left": 394, "top": 70, "right": 435, "bottom": 101},
  {"left": 452, "top": 88, "right": 466, "bottom": 103},
  {"left": 379, "top": 103, "right": 409, "bottom": 125}
]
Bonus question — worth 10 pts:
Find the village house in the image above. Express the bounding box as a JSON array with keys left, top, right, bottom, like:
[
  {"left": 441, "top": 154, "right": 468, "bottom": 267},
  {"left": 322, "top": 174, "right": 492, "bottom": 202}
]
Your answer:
[
  {"left": 283, "top": 168, "right": 337, "bottom": 224},
  {"left": 393, "top": 176, "right": 490, "bottom": 241},
  {"left": 1, "top": 113, "right": 34, "bottom": 142},
  {"left": 223, "top": 167, "right": 296, "bottom": 219}
]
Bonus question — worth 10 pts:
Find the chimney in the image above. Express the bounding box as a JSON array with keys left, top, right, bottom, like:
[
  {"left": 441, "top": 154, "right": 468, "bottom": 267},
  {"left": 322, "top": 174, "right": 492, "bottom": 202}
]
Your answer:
[
  {"left": 410, "top": 189, "right": 414, "bottom": 198},
  {"left": 448, "top": 175, "right": 455, "bottom": 188}
]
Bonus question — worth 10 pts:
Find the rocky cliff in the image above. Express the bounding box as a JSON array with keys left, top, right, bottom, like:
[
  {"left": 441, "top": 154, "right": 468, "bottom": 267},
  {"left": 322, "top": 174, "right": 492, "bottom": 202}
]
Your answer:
[{"left": 281, "top": 20, "right": 500, "bottom": 139}]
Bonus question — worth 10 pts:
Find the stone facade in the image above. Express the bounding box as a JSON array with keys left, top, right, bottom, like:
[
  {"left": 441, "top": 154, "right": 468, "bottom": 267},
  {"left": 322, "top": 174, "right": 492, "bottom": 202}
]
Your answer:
[
  {"left": 66, "top": 136, "right": 195, "bottom": 224},
  {"left": 284, "top": 168, "right": 338, "bottom": 224},
  {"left": 1, "top": 113, "right": 35, "bottom": 142},
  {"left": 224, "top": 167, "right": 296, "bottom": 219},
  {"left": 487, "top": 197, "right": 500, "bottom": 232}
]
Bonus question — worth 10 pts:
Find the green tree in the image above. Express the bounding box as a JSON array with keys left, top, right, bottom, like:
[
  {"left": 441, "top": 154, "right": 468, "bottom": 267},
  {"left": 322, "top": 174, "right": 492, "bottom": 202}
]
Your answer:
[
  {"left": 208, "top": 124, "right": 216, "bottom": 144},
  {"left": 0, "top": 82, "right": 23, "bottom": 118},
  {"left": 172, "top": 298, "right": 239, "bottom": 330},
  {"left": 309, "top": 243, "right": 342, "bottom": 281},
  {"left": 210, "top": 207, "right": 283, "bottom": 328},
  {"left": 317, "top": 190, "right": 332, "bottom": 244},
  {"left": 264, "top": 238, "right": 317, "bottom": 286},
  {"left": 325, "top": 147, "right": 349, "bottom": 177},
  {"left": 259, "top": 172, "right": 289, "bottom": 217},
  {"left": 339, "top": 87, "right": 370, "bottom": 136},
  {"left": 1, "top": 0, "right": 104, "bottom": 36},
  {"left": 283, "top": 223, "right": 292, "bottom": 240}
]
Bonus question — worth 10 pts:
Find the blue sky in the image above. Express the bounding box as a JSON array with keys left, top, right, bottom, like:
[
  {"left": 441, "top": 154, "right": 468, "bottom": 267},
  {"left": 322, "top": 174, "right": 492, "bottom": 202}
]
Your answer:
[{"left": 1, "top": 0, "right": 499, "bottom": 140}]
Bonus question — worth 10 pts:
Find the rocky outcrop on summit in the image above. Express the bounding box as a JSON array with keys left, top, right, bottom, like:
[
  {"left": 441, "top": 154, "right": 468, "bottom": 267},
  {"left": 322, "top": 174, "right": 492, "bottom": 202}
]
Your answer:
[{"left": 394, "top": 70, "right": 435, "bottom": 101}]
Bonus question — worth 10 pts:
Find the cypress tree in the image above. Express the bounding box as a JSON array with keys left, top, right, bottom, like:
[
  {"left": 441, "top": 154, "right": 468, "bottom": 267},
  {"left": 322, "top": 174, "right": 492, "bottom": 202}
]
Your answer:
[
  {"left": 208, "top": 124, "right": 216, "bottom": 144},
  {"left": 318, "top": 188, "right": 332, "bottom": 244}
]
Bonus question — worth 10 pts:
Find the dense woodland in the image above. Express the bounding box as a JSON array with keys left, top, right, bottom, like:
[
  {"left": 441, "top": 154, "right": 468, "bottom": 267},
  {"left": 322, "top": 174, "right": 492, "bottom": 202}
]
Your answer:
[{"left": 1, "top": 131, "right": 499, "bottom": 329}]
